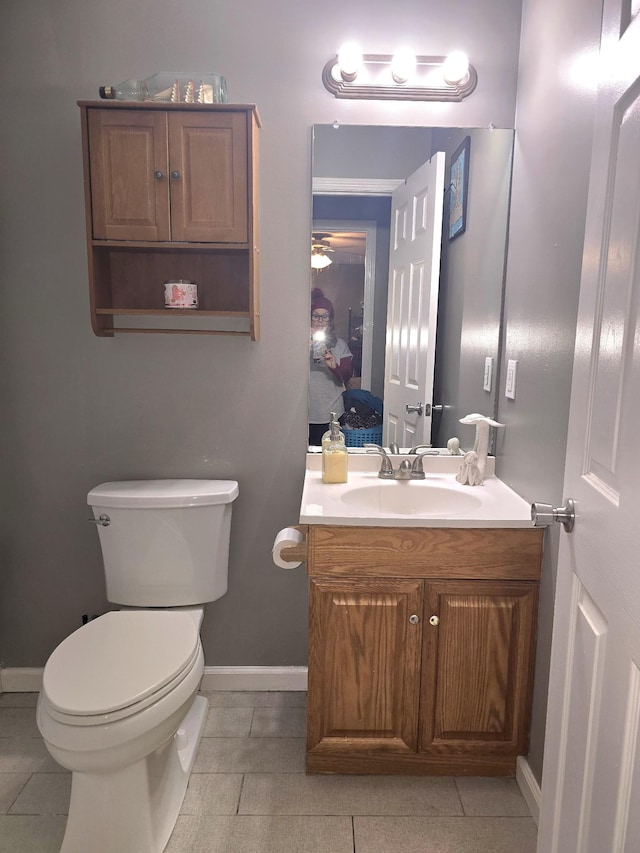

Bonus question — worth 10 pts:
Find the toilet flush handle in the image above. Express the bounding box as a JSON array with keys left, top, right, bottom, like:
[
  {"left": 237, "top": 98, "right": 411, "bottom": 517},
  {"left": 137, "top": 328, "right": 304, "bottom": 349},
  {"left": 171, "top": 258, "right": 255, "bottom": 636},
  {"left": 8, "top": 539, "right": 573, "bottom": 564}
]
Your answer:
[{"left": 88, "top": 514, "right": 111, "bottom": 527}]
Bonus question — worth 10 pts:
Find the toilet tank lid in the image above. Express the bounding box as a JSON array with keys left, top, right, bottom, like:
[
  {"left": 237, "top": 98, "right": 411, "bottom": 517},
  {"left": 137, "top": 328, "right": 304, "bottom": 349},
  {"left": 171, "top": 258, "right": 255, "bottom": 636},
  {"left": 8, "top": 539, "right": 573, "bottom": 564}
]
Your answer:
[{"left": 87, "top": 479, "right": 239, "bottom": 508}]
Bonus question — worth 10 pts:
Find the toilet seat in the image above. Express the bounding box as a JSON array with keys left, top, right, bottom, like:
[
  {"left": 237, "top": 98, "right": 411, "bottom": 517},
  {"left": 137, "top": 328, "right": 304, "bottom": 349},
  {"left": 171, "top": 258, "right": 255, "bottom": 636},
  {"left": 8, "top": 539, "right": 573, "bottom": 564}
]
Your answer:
[{"left": 42, "top": 610, "right": 200, "bottom": 725}]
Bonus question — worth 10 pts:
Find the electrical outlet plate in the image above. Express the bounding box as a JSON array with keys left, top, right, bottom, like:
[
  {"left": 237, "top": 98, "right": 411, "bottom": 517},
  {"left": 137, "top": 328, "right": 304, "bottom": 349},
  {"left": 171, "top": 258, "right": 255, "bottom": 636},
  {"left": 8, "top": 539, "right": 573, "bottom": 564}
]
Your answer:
[{"left": 505, "top": 359, "right": 518, "bottom": 399}]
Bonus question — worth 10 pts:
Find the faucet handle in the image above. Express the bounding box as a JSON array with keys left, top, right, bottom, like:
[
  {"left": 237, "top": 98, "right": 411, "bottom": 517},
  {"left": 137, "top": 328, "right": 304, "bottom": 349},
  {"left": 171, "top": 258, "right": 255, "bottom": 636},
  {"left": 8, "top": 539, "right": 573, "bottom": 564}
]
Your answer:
[
  {"left": 410, "top": 456, "right": 426, "bottom": 479},
  {"left": 364, "top": 444, "right": 395, "bottom": 478},
  {"left": 409, "top": 445, "right": 439, "bottom": 455},
  {"left": 364, "top": 443, "right": 388, "bottom": 456}
]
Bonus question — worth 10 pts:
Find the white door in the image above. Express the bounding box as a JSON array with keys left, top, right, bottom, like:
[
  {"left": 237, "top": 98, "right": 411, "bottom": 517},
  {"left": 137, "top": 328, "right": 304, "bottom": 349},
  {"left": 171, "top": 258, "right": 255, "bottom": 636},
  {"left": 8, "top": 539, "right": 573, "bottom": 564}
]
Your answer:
[
  {"left": 537, "top": 3, "right": 640, "bottom": 851},
  {"left": 383, "top": 153, "right": 445, "bottom": 448}
]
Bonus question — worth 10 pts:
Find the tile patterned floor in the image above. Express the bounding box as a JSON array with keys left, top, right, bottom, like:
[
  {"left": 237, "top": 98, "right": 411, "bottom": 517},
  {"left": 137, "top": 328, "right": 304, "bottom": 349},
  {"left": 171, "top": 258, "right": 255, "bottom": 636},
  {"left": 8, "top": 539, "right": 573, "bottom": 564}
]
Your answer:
[{"left": 0, "top": 691, "right": 537, "bottom": 852}]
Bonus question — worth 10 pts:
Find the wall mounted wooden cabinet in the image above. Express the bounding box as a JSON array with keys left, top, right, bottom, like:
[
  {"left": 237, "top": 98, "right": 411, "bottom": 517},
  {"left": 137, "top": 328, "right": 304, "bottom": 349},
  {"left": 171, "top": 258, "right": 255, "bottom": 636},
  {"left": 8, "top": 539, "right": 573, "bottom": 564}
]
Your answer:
[
  {"left": 78, "top": 101, "right": 260, "bottom": 338},
  {"left": 306, "top": 525, "right": 543, "bottom": 775}
]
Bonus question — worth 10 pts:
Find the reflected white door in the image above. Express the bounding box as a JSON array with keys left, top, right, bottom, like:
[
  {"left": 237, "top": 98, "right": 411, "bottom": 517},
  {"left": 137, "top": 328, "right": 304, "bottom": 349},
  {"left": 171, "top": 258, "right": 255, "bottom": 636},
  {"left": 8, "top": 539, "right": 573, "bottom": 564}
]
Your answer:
[
  {"left": 537, "top": 3, "right": 640, "bottom": 851},
  {"left": 383, "top": 153, "right": 445, "bottom": 448}
]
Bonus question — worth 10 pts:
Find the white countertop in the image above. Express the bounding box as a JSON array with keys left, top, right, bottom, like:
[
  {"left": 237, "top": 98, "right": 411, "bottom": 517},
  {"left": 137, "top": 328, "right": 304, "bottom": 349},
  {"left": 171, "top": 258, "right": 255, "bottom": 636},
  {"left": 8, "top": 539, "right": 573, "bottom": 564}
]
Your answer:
[{"left": 299, "top": 453, "right": 533, "bottom": 528}]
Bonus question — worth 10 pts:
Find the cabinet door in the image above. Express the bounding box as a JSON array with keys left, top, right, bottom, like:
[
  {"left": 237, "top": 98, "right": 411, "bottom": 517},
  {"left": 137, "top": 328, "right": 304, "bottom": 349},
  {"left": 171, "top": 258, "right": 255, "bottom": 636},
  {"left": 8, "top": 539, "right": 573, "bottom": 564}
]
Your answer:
[
  {"left": 168, "top": 111, "right": 248, "bottom": 243},
  {"left": 307, "top": 577, "right": 423, "bottom": 758},
  {"left": 419, "top": 580, "right": 538, "bottom": 760},
  {"left": 88, "top": 109, "right": 170, "bottom": 241}
]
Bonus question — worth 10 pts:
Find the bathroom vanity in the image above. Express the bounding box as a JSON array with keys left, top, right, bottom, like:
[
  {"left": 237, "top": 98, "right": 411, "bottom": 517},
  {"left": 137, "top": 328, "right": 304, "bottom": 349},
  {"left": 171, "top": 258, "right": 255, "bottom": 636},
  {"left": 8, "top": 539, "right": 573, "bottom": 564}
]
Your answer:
[{"left": 292, "top": 454, "right": 542, "bottom": 776}]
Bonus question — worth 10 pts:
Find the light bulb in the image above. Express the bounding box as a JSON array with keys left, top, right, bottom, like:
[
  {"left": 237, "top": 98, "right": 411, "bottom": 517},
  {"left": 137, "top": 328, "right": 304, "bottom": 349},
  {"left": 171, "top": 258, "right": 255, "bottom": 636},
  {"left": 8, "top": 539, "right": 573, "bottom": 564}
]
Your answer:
[
  {"left": 391, "top": 48, "right": 416, "bottom": 84},
  {"left": 337, "top": 42, "right": 363, "bottom": 82},
  {"left": 311, "top": 252, "right": 332, "bottom": 270},
  {"left": 443, "top": 51, "right": 470, "bottom": 85}
]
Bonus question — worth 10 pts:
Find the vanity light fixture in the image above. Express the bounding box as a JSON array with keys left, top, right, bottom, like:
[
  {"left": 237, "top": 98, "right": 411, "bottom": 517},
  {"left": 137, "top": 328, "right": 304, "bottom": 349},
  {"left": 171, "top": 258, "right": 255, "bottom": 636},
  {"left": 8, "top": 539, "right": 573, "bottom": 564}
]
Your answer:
[{"left": 322, "top": 47, "right": 477, "bottom": 101}]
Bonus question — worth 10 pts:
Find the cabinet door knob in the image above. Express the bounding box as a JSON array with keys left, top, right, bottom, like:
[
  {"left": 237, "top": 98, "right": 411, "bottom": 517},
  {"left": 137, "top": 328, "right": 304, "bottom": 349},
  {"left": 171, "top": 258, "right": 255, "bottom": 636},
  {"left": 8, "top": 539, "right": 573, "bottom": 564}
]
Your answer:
[
  {"left": 154, "top": 170, "right": 164, "bottom": 180},
  {"left": 409, "top": 614, "right": 420, "bottom": 625},
  {"left": 171, "top": 170, "right": 181, "bottom": 180},
  {"left": 429, "top": 615, "right": 439, "bottom": 626}
]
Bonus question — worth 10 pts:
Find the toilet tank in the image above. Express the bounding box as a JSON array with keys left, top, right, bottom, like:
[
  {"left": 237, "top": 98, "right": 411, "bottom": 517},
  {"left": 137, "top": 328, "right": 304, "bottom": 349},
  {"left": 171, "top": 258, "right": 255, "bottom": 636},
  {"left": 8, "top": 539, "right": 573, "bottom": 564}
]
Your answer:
[{"left": 87, "top": 479, "right": 239, "bottom": 607}]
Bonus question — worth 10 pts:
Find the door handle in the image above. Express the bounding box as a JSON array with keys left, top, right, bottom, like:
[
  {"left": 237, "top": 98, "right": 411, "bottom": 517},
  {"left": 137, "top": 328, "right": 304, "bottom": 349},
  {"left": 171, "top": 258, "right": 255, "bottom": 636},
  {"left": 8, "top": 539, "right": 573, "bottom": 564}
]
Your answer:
[
  {"left": 531, "top": 500, "right": 575, "bottom": 533},
  {"left": 406, "top": 403, "right": 444, "bottom": 417}
]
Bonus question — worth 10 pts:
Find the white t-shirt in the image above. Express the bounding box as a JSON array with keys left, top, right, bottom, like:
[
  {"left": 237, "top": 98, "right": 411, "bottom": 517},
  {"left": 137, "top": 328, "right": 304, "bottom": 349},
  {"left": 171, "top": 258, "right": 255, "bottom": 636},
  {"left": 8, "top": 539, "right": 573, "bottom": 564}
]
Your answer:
[{"left": 308, "top": 337, "right": 352, "bottom": 424}]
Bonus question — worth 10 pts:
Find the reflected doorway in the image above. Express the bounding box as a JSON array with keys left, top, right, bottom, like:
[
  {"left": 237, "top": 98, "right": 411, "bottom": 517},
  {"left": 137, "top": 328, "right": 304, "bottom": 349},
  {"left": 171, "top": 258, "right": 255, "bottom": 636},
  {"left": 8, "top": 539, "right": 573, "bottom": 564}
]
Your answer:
[
  {"left": 312, "top": 197, "right": 392, "bottom": 400},
  {"left": 311, "top": 220, "right": 377, "bottom": 391}
]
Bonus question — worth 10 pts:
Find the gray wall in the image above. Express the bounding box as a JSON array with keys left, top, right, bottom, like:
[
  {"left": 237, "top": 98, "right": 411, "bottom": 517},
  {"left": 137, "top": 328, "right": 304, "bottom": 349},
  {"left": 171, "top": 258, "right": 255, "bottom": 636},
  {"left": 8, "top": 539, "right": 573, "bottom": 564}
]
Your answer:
[
  {"left": 497, "top": 0, "right": 604, "bottom": 782},
  {"left": 433, "top": 127, "right": 513, "bottom": 446},
  {"left": 313, "top": 125, "right": 434, "bottom": 180},
  {"left": 0, "top": 0, "right": 521, "bottom": 671}
]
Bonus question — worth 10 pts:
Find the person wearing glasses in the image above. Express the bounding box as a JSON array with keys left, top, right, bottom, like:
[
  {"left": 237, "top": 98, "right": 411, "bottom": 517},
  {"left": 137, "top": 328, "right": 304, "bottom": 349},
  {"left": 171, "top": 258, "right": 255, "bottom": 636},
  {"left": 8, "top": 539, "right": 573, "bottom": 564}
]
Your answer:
[{"left": 308, "top": 288, "right": 353, "bottom": 446}]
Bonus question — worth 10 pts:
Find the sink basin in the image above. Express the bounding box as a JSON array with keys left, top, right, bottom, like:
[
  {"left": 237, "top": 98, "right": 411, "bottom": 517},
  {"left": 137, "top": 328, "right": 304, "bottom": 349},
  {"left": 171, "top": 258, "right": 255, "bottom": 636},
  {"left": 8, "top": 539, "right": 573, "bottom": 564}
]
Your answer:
[
  {"left": 300, "top": 454, "right": 534, "bottom": 528},
  {"left": 340, "top": 482, "right": 483, "bottom": 516}
]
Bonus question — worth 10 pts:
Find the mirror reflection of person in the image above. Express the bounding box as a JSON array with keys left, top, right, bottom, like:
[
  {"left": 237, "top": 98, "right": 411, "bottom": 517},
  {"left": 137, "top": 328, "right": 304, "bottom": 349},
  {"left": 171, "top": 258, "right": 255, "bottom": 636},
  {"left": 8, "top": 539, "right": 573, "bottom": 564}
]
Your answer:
[{"left": 308, "top": 288, "right": 352, "bottom": 446}]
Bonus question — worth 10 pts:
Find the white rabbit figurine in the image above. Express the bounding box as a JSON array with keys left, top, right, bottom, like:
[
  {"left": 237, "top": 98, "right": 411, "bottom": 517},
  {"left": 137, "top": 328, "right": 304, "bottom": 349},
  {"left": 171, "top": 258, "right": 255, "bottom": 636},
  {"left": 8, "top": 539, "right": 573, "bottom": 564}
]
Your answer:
[{"left": 456, "top": 414, "right": 505, "bottom": 485}]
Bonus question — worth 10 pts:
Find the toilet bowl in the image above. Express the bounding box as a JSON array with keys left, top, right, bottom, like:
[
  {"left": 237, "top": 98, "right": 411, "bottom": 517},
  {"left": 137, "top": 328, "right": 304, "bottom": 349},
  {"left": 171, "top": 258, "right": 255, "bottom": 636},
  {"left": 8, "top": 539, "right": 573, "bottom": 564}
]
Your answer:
[
  {"left": 37, "top": 610, "right": 207, "bottom": 853},
  {"left": 37, "top": 479, "right": 238, "bottom": 853}
]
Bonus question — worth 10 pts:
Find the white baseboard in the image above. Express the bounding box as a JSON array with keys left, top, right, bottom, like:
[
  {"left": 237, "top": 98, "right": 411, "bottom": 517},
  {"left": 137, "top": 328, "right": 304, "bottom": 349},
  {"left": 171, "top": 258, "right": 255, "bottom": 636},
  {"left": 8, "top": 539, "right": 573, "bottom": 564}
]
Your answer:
[
  {"left": 200, "top": 666, "right": 307, "bottom": 691},
  {"left": 0, "top": 668, "right": 44, "bottom": 693},
  {"left": 0, "top": 666, "right": 308, "bottom": 695},
  {"left": 516, "top": 755, "right": 541, "bottom": 826}
]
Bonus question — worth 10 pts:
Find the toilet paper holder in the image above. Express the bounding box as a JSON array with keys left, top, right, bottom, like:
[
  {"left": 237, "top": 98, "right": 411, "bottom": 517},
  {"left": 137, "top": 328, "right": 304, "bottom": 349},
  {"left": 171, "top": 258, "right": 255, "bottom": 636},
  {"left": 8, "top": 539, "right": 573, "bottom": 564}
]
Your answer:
[
  {"left": 273, "top": 525, "right": 308, "bottom": 568},
  {"left": 280, "top": 525, "right": 308, "bottom": 563}
]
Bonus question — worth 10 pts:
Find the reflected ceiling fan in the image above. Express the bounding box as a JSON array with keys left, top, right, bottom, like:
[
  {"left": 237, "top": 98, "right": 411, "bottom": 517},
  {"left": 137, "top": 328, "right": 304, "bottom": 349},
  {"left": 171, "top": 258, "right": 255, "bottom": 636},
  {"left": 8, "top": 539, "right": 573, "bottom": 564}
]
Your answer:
[{"left": 311, "top": 232, "right": 335, "bottom": 269}]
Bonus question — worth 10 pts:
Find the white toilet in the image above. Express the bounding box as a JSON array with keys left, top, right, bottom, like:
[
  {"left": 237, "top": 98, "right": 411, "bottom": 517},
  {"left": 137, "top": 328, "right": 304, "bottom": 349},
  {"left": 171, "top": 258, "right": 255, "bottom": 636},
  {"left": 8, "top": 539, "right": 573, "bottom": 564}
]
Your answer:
[{"left": 36, "top": 479, "right": 239, "bottom": 853}]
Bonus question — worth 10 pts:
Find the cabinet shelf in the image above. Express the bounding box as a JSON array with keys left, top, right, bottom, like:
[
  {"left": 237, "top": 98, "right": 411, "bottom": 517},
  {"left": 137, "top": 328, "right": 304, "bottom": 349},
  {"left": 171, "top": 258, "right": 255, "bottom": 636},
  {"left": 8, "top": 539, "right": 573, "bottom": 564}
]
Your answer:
[
  {"left": 95, "top": 308, "right": 250, "bottom": 317},
  {"left": 91, "top": 240, "right": 253, "bottom": 251},
  {"left": 79, "top": 101, "right": 260, "bottom": 338}
]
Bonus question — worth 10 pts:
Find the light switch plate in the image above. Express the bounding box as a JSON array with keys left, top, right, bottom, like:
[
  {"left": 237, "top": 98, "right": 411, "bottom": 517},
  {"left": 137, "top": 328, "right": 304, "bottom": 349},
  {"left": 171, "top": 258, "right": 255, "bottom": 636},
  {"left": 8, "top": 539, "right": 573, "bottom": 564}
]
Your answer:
[
  {"left": 505, "top": 359, "right": 518, "bottom": 399},
  {"left": 483, "top": 357, "right": 493, "bottom": 392}
]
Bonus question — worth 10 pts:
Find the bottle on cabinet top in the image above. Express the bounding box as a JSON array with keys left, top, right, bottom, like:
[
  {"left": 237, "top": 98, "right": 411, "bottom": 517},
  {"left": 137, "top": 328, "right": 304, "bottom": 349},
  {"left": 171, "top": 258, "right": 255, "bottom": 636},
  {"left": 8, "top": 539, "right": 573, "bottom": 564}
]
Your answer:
[
  {"left": 322, "top": 419, "right": 348, "bottom": 485},
  {"left": 99, "top": 72, "right": 228, "bottom": 104}
]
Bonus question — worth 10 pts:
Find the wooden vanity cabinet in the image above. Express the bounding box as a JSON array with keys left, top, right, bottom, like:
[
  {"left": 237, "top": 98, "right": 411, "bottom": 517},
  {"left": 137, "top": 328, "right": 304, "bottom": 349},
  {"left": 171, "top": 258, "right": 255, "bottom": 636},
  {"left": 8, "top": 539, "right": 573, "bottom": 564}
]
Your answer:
[
  {"left": 306, "top": 525, "right": 543, "bottom": 775},
  {"left": 78, "top": 101, "right": 260, "bottom": 338}
]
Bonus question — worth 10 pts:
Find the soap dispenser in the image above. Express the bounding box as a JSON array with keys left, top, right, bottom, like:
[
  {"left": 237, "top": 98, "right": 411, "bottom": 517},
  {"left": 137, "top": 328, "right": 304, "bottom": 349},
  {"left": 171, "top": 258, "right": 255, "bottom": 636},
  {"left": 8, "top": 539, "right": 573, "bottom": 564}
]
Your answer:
[
  {"left": 322, "top": 418, "right": 348, "bottom": 484},
  {"left": 321, "top": 412, "right": 345, "bottom": 451}
]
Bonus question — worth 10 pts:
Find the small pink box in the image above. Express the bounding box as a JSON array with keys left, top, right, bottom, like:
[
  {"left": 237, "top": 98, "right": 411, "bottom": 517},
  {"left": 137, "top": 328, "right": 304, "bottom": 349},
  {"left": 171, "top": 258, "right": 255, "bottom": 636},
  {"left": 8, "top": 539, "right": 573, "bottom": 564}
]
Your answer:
[{"left": 164, "top": 280, "right": 198, "bottom": 309}]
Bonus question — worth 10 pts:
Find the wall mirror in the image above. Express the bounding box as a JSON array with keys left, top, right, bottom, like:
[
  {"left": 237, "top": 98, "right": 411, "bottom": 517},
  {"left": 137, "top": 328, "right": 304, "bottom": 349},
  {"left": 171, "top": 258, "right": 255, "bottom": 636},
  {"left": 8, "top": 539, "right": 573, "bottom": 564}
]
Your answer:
[{"left": 310, "top": 123, "right": 514, "bottom": 451}]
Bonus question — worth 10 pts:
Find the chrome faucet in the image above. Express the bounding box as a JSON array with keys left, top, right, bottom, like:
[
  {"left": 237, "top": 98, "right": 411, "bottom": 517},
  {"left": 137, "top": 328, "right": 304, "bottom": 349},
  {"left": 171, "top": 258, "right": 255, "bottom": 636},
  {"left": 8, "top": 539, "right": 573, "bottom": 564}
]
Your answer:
[{"left": 365, "top": 444, "right": 432, "bottom": 480}]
